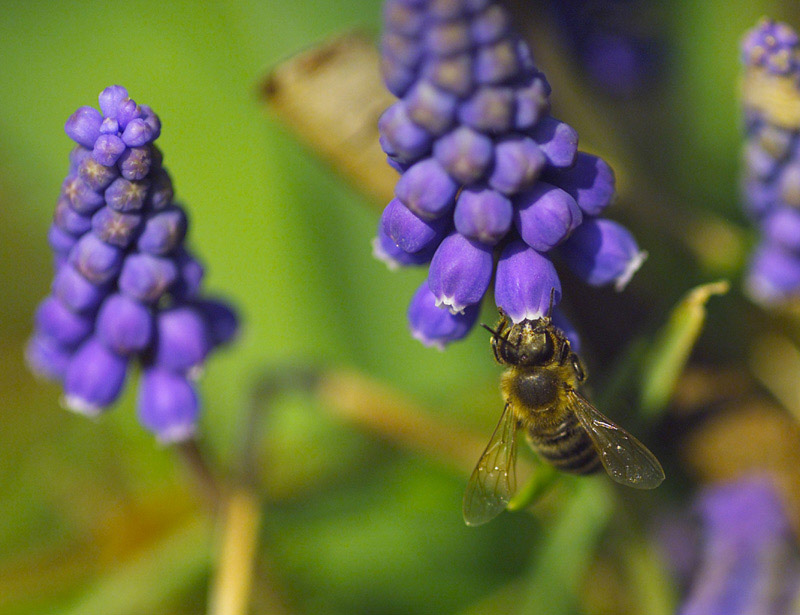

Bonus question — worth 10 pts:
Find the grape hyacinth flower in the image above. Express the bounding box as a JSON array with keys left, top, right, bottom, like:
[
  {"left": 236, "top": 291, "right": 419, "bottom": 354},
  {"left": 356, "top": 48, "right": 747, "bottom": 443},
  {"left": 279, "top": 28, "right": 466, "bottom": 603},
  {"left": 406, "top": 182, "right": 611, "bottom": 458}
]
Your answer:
[
  {"left": 26, "top": 86, "right": 238, "bottom": 443},
  {"left": 547, "top": 0, "right": 664, "bottom": 96},
  {"left": 679, "top": 476, "right": 800, "bottom": 615},
  {"left": 375, "top": 0, "right": 645, "bottom": 348},
  {"left": 741, "top": 18, "right": 800, "bottom": 304}
]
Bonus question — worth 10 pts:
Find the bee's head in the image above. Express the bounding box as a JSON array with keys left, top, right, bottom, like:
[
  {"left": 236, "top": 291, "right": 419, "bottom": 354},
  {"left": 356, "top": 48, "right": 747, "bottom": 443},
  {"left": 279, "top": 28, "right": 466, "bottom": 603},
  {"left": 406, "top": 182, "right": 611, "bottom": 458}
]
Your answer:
[
  {"left": 515, "top": 322, "right": 555, "bottom": 366},
  {"left": 485, "top": 318, "right": 555, "bottom": 366}
]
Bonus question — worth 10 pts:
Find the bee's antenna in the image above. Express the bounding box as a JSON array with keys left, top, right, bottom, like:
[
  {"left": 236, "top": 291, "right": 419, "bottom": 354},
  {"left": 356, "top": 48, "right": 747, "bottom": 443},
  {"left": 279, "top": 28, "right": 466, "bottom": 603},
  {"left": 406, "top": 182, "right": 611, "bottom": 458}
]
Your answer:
[
  {"left": 480, "top": 323, "right": 501, "bottom": 337},
  {"left": 481, "top": 322, "right": 520, "bottom": 351},
  {"left": 546, "top": 287, "right": 557, "bottom": 318}
]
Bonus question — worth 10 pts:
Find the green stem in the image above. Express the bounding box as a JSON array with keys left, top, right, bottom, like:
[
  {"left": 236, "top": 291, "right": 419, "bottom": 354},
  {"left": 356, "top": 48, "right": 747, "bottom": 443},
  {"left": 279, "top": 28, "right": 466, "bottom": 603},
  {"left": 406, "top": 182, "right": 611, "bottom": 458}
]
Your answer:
[
  {"left": 176, "top": 438, "right": 222, "bottom": 510},
  {"left": 208, "top": 489, "right": 264, "bottom": 615}
]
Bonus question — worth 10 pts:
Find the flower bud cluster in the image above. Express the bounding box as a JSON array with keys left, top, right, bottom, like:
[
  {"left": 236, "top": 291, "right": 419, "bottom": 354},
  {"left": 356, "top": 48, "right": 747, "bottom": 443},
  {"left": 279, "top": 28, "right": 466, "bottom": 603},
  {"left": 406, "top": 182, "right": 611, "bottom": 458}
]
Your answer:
[
  {"left": 741, "top": 19, "right": 800, "bottom": 304},
  {"left": 27, "top": 86, "right": 238, "bottom": 442},
  {"left": 375, "top": 0, "right": 645, "bottom": 348},
  {"left": 678, "top": 477, "right": 800, "bottom": 615},
  {"left": 548, "top": 0, "right": 663, "bottom": 95}
]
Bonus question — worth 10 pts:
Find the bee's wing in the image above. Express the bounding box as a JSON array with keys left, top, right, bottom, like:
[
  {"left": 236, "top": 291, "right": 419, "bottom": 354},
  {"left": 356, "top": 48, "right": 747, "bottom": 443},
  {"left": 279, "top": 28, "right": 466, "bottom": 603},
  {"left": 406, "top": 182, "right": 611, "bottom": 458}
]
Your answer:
[
  {"left": 567, "top": 390, "right": 664, "bottom": 489},
  {"left": 463, "top": 403, "right": 519, "bottom": 526}
]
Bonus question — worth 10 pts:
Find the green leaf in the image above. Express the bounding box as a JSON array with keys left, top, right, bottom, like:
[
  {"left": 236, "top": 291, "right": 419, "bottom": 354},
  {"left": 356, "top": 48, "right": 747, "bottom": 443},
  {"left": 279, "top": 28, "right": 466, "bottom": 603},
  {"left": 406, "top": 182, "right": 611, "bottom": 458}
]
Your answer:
[
  {"left": 622, "top": 535, "right": 678, "bottom": 615},
  {"left": 506, "top": 463, "right": 559, "bottom": 513},
  {"left": 56, "top": 517, "right": 211, "bottom": 615},
  {"left": 521, "top": 478, "right": 615, "bottom": 615},
  {"left": 639, "top": 280, "right": 729, "bottom": 417}
]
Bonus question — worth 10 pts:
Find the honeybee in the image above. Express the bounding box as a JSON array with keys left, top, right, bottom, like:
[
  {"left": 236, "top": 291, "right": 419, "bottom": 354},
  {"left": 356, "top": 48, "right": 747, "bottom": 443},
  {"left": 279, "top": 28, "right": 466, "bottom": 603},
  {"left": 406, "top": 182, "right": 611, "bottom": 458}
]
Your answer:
[{"left": 463, "top": 309, "right": 664, "bottom": 526}]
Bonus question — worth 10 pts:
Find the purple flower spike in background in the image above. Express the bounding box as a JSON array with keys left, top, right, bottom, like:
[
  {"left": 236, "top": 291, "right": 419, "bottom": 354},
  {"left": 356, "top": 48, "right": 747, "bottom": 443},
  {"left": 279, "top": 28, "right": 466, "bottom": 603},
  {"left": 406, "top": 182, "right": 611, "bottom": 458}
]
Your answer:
[
  {"left": 27, "top": 85, "right": 238, "bottom": 442},
  {"left": 741, "top": 18, "right": 800, "bottom": 305},
  {"left": 375, "top": 0, "right": 643, "bottom": 347},
  {"left": 679, "top": 476, "right": 800, "bottom": 615}
]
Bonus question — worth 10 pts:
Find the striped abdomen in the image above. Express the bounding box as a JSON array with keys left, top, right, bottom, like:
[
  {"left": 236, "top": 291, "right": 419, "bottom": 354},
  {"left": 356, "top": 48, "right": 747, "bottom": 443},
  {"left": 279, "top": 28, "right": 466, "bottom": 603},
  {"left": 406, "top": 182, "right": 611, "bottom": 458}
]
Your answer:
[{"left": 526, "top": 410, "right": 601, "bottom": 475}]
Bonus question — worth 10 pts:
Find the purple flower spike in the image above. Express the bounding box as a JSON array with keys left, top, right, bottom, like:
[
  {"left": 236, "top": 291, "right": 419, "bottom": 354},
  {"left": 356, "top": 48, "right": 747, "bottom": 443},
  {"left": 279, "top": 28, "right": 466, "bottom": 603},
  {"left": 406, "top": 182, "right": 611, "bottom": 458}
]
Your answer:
[
  {"left": 152, "top": 306, "right": 211, "bottom": 374},
  {"left": 172, "top": 250, "right": 206, "bottom": 299},
  {"left": 458, "top": 86, "right": 514, "bottom": 133},
  {"left": 383, "top": 0, "right": 425, "bottom": 37},
  {"left": 78, "top": 156, "right": 119, "bottom": 191},
  {"left": 514, "top": 74, "right": 551, "bottom": 130},
  {"left": 98, "top": 85, "right": 131, "bottom": 121},
  {"left": 428, "top": 231, "right": 493, "bottom": 313},
  {"left": 69, "top": 146, "right": 93, "bottom": 173},
  {"left": 54, "top": 197, "right": 93, "bottom": 236},
  {"left": 48, "top": 225, "right": 78, "bottom": 255},
  {"left": 92, "top": 134, "right": 126, "bottom": 166},
  {"left": 69, "top": 233, "right": 124, "bottom": 285},
  {"left": 742, "top": 18, "right": 800, "bottom": 75},
  {"left": 395, "top": 157, "right": 459, "bottom": 219},
  {"left": 65, "top": 106, "right": 103, "bottom": 148},
  {"left": 514, "top": 182, "right": 582, "bottom": 252},
  {"left": 405, "top": 81, "right": 458, "bottom": 135},
  {"left": 378, "top": 102, "right": 433, "bottom": 163},
  {"left": 433, "top": 126, "right": 494, "bottom": 184},
  {"left": 118, "top": 146, "right": 153, "bottom": 181},
  {"left": 763, "top": 207, "right": 800, "bottom": 251},
  {"left": 63, "top": 338, "right": 128, "bottom": 415},
  {"left": 105, "top": 177, "right": 149, "bottom": 212},
  {"left": 746, "top": 242, "right": 800, "bottom": 304},
  {"left": 137, "top": 206, "right": 188, "bottom": 255},
  {"left": 381, "top": 56, "right": 417, "bottom": 98},
  {"left": 25, "top": 334, "right": 73, "bottom": 382},
  {"left": 147, "top": 169, "right": 174, "bottom": 211},
  {"left": 35, "top": 296, "right": 94, "bottom": 348},
  {"left": 740, "top": 20, "right": 800, "bottom": 304},
  {"left": 424, "top": 19, "right": 472, "bottom": 57},
  {"left": 423, "top": 54, "right": 473, "bottom": 97},
  {"left": 474, "top": 39, "right": 520, "bottom": 84},
  {"left": 375, "top": 0, "right": 635, "bottom": 348},
  {"left": 138, "top": 368, "right": 199, "bottom": 443},
  {"left": 453, "top": 186, "right": 512, "bottom": 245},
  {"left": 743, "top": 141, "right": 778, "bottom": 179},
  {"left": 561, "top": 218, "right": 646, "bottom": 290},
  {"left": 545, "top": 152, "right": 616, "bottom": 216},
  {"left": 96, "top": 293, "right": 154, "bottom": 355},
  {"left": 30, "top": 84, "right": 239, "bottom": 439},
  {"left": 778, "top": 162, "right": 800, "bottom": 207},
  {"left": 679, "top": 476, "right": 798, "bottom": 615},
  {"left": 373, "top": 225, "right": 436, "bottom": 269},
  {"left": 117, "top": 99, "right": 142, "bottom": 131},
  {"left": 386, "top": 198, "right": 449, "bottom": 253},
  {"left": 91, "top": 208, "right": 143, "bottom": 248},
  {"left": 62, "top": 175, "right": 105, "bottom": 215},
  {"left": 193, "top": 299, "right": 239, "bottom": 347},
  {"left": 742, "top": 178, "right": 776, "bottom": 219},
  {"left": 495, "top": 240, "right": 561, "bottom": 323},
  {"left": 529, "top": 116, "right": 579, "bottom": 169},
  {"left": 52, "top": 265, "right": 107, "bottom": 313},
  {"left": 408, "top": 282, "right": 480, "bottom": 349},
  {"left": 122, "top": 118, "right": 156, "bottom": 147},
  {"left": 100, "top": 117, "right": 119, "bottom": 135},
  {"left": 118, "top": 253, "right": 178, "bottom": 303},
  {"left": 139, "top": 106, "right": 161, "bottom": 141},
  {"left": 551, "top": 309, "right": 581, "bottom": 353},
  {"left": 488, "top": 136, "right": 545, "bottom": 194},
  {"left": 470, "top": 4, "right": 509, "bottom": 46}
]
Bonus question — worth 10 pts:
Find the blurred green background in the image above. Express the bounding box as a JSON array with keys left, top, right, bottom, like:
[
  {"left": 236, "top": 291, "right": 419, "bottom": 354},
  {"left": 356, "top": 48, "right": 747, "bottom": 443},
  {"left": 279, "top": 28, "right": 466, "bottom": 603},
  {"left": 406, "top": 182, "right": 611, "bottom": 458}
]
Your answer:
[{"left": 2, "top": 0, "right": 800, "bottom": 614}]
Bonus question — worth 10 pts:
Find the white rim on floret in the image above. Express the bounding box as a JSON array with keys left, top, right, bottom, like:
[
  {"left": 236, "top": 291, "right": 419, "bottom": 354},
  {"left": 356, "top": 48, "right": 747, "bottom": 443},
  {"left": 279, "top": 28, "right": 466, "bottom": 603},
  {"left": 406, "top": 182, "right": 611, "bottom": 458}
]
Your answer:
[
  {"left": 614, "top": 249, "right": 648, "bottom": 292},
  {"left": 434, "top": 294, "right": 468, "bottom": 315},
  {"left": 156, "top": 423, "right": 198, "bottom": 445},
  {"left": 410, "top": 327, "right": 448, "bottom": 351},
  {"left": 61, "top": 394, "right": 104, "bottom": 417},
  {"left": 371, "top": 236, "right": 402, "bottom": 271}
]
